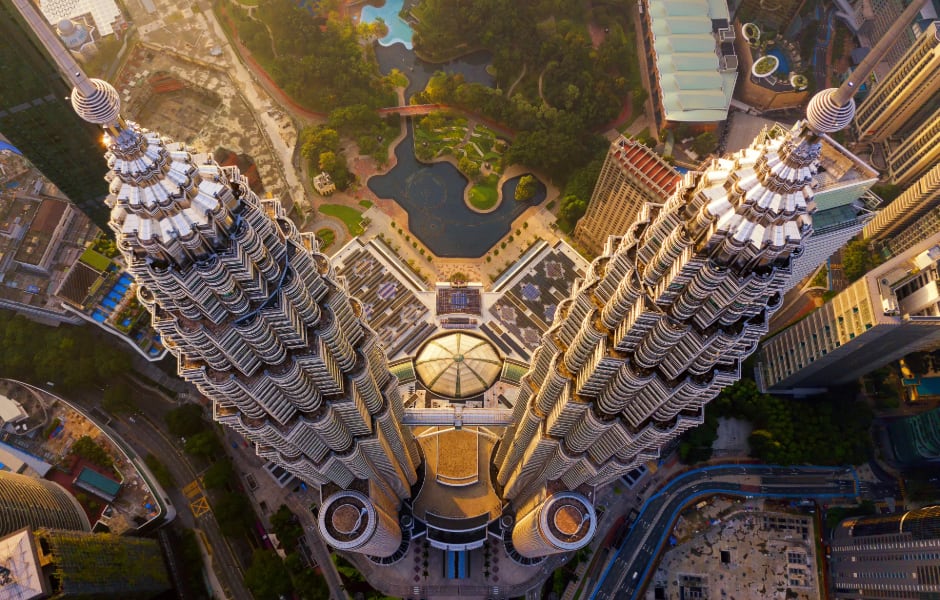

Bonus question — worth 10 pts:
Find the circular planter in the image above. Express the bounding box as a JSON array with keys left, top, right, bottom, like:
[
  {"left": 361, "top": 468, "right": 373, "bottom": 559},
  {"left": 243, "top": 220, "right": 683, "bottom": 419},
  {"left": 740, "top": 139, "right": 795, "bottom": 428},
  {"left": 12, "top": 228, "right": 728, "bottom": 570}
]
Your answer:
[
  {"left": 743, "top": 22, "right": 760, "bottom": 44},
  {"left": 752, "top": 55, "right": 779, "bottom": 78},
  {"left": 790, "top": 73, "right": 808, "bottom": 90}
]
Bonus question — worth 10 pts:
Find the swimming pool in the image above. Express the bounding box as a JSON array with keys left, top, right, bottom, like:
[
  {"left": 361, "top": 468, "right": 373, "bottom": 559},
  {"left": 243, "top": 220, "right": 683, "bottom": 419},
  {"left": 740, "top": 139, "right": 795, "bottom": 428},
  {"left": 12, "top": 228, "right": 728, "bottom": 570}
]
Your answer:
[
  {"left": 101, "top": 298, "right": 117, "bottom": 310},
  {"left": 767, "top": 47, "right": 791, "bottom": 76},
  {"left": 92, "top": 310, "right": 107, "bottom": 323},
  {"left": 360, "top": 0, "right": 413, "bottom": 49}
]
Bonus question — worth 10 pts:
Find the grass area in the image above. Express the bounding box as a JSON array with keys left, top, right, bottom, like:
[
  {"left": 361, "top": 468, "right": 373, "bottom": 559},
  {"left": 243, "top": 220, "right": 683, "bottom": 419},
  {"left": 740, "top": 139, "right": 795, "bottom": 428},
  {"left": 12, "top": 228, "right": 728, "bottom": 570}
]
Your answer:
[
  {"left": 316, "top": 228, "right": 336, "bottom": 251},
  {"left": 468, "top": 173, "right": 500, "bottom": 210},
  {"left": 358, "top": 199, "right": 373, "bottom": 209},
  {"left": 318, "top": 204, "right": 364, "bottom": 236}
]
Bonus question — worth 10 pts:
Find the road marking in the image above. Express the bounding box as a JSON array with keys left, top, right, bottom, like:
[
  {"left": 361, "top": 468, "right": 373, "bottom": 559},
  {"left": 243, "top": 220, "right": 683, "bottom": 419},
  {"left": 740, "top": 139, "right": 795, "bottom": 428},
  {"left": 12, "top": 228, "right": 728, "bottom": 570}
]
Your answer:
[{"left": 191, "top": 496, "right": 211, "bottom": 517}]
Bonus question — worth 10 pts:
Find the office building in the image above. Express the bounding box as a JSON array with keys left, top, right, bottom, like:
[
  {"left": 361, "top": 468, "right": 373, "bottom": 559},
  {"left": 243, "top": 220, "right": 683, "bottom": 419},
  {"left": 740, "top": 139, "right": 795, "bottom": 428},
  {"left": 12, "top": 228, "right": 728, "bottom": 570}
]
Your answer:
[
  {"left": 11, "top": 0, "right": 420, "bottom": 559},
  {"left": 886, "top": 104, "right": 940, "bottom": 186},
  {"left": 830, "top": 506, "right": 940, "bottom": 599},
  {"left": 757, "top": 233, "right": 940, "bottom": 393},
  {"left": 854, "top": 21, "right": 940, "bottom": 144},
  {"left": 574, "top": 137, "right": 679, "bottom": 256},
  {"left": 784, "top": 128, "right": 879, "bottom": 289},
  {"left": 0, "top": 471, "right": 91, "bottom": 536},
  {"left": 640, "top": 0, "right": 738, "bottom": 126},
  {"left": 0, "top": 527, "right": 170, "bottom": 600},
  {"left": 494, "top": 113, "right": 854, "bottom": 556},
  {"left": 0, "top": 0, "right": 110, "bottom": 230},
  {"left": 864, "top": 162, "right": 940, "bottom": 241},
  {"left": 854, "top": 0, "right": 937, "bottom": 75}
]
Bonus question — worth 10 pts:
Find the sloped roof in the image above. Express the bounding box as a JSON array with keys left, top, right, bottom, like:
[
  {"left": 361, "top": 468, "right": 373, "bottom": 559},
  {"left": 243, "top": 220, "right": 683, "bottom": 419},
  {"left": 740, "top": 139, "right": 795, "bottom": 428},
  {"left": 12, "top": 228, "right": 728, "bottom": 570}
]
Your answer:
[{"left": 648, "top": 0, "right": 737, "bottom": 122}]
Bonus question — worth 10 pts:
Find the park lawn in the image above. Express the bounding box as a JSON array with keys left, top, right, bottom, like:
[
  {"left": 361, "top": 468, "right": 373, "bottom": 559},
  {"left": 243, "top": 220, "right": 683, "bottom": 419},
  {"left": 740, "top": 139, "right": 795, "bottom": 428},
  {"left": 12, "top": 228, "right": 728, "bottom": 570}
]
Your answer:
[
  {"left": 359, "top": 199, "right": 373, "bottom": 209},
  {"left": 319, "top": 204, "right": 364, "bottom": 236},
  {"left": 468, "top": 174, "right": 500, "bottom": 210}
]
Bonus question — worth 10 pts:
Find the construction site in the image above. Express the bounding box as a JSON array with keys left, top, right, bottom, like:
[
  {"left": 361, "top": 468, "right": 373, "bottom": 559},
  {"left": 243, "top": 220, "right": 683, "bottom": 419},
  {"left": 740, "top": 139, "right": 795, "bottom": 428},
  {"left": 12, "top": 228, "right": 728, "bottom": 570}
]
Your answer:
[{"left": 112, "top": 43, "right": 289, "bottom": 202}]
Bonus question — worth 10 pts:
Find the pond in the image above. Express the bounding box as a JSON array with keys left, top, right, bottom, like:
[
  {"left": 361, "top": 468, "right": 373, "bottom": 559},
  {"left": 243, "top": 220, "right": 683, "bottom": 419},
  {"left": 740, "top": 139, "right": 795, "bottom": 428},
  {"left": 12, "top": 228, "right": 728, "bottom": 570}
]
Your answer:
[
  {"left": 375, "top": 44, "right": 494, "bottom": 102},
  {"left": 368, "top": 121, "right": 544, "bottom": 258},
  {"left": 767, "top": 47, "right": 791, "bottom": 77},
  {"left": 360, "top": 0, "right": 413, "bottom": 49}
]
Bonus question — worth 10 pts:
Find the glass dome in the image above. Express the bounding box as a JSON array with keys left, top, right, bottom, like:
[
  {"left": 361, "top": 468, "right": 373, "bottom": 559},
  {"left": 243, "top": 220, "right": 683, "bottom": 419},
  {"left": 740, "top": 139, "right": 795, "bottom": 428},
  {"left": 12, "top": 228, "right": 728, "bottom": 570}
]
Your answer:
[{"left": 414, "top": 333, "right": 501, "bottom": 398}]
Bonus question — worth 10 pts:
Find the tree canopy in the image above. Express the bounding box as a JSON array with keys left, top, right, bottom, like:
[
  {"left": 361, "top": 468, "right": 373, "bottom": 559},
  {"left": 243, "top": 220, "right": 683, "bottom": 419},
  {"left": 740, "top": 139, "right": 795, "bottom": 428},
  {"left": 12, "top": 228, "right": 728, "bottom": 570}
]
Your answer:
[
  {"left": 0, "top": 311, "right": 131, "bottom": 389},
  {"left": 710, "top": 379, "right": 872, "bottom": 465},
  {"left": 842, "top": 239, "right": 882, "bottom": 283},
  {"left": 245, "top": 550, "right": 293, "bottom": 600},
  {"left": 224, "top": 0, "right": 394, "bottom": 112},
  {"left": 165, "top": 404, "right": 207, "bottom": 438},
  {"left": 514, "top": 175, "right": 538, "bottom": 201}
]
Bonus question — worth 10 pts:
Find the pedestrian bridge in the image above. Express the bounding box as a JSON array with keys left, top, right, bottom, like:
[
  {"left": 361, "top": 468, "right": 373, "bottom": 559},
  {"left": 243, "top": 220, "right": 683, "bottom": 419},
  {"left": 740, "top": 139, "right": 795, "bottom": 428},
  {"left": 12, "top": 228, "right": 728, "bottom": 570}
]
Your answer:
[{"left": 402, "top": 407, "right": 514, "bottom": 427}]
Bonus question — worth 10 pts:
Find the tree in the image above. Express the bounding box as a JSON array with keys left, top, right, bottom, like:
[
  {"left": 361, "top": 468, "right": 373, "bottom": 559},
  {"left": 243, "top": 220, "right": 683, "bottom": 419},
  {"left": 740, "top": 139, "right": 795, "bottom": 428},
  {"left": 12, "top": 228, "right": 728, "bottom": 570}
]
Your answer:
[
  {"left": 458, "top": 156, "right": 481, "bottom": 179},
  {"left": 318, "top": 151, "right": 339, "bottom": 174},
  {"left": 692, "top": 131, "right": 718, "bottom": 156},
  {"left": 165, "top": 404, "right": 206, "bottom": 438},
  {"left": 842, "top": 239, "right": 880, "bottom": 282},
  {"left": 214, "top": 492, "right": 254, "bottom": 537},
  {"left": 144, "top": 454, "right": 175, "bottom": 488},
  {"left": 245, "top": 550, "right": 293, "bottom": 600},
  {"left": 70, "top": 436, "right": 113, "bottom": 468},
  {"left": 285, "top": 553, "right": 330, "bottom": 600},
  {"left": 270, "top": 505, "right": 303, "bottom": 551},
  {"left": 102, "top": 381, "right": 134, "bottom": 415},
  {"left": 184, "top": 430, "right": 222, "bottom": 460},
  {"left": 557, "top": 194, "right": 587, "bottom": 232},
  {"left": 202, "top": 458, "right": 234, "bottom": 490},
  {"left": 514, "top": 175, "right": 537, "bottom": 201}
]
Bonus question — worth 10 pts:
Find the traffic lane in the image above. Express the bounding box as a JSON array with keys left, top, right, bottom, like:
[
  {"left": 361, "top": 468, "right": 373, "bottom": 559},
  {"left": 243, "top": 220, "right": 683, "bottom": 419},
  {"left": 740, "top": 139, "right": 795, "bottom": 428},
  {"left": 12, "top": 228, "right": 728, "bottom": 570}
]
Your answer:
[{"left": 112, "top": 415, "right": 253, "bottom": 600}]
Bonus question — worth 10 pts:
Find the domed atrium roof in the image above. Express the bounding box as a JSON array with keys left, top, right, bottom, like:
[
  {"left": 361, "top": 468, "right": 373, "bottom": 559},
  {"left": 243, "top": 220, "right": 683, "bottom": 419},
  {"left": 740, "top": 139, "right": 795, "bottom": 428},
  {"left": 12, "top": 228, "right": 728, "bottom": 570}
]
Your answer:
[{"left": 415, "top": 333, "right": 501, "bottom": 398}]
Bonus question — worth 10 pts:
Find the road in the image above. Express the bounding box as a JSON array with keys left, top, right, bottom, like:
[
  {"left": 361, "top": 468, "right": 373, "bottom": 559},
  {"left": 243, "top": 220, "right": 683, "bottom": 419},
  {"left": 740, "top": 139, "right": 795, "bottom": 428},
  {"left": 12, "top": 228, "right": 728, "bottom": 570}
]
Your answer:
[
  {"left": 109, "top": 412, "right": 254, "bottom": 600},
  {"left": 589, "top": 464, "right": 861, "bottom": 600}
]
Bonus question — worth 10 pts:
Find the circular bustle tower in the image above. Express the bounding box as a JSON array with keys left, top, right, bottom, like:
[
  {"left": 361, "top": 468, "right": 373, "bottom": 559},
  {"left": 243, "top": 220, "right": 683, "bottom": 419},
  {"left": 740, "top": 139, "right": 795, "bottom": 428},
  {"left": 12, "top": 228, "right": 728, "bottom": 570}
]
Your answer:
[
  {"left": 511, "top": 492, "right": 596, "bottom": 558},
  {"left": 318, "top": 491, "right": 403, "bottom": 558}
]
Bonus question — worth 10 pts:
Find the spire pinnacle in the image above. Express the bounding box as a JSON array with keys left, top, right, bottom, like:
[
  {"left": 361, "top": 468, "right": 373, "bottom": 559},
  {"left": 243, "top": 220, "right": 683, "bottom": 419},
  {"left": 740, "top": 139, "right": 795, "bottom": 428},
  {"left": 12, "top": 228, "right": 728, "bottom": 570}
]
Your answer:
[
  {"left": 10, "top": 0, "right": 123, "bottom": 129},
  {"left": 804, "top": 0, "right": 927, "bottom": 133}
]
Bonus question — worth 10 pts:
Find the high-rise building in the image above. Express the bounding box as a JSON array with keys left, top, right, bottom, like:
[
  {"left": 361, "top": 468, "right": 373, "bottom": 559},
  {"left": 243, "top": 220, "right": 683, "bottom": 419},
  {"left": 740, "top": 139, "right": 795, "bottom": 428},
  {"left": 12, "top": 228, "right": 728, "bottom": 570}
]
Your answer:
[
  {"left": 9, "top": 0, "right": 419, "bottom": 559},
  {"left": 864, "top": 162, "right": 940, "bottom": 241},
  {"left": 830, "top": 506, "right": 940, "bottom": 600},
  {"left": 853, "top": 0, "right": 936, "bottom": 75},
  {"left": 854, "top": 21, "right": 940, "bottom": 144},
  {"left": 0, "top": 0, "right": 110, "bottom": 230},
  {"left": 757, "top": 232, "right": 940, "bottom": 393},
  {"left": 885, "top": 104, "right": 940, "bottom": 186},
  {"left": 574, "top": 137, "right": 679, "bottom": 256},
  {"left": 0, "top": 527, "right": 171, "bottom": 600},
  {"left": 0, "top": 471, "right": 91, "bottom": 536},
  {"left": 783, "top": 128, "right": 879, "bottom": 289}
]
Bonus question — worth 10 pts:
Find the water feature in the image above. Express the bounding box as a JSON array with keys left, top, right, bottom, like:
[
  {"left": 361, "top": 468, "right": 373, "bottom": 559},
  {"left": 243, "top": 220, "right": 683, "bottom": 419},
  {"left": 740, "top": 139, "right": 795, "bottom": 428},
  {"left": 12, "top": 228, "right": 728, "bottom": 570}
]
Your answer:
[
  {"left": 368, "top": 121, "right": 544, "bottom": 258},
  {"left": 767, "top": 47, "right": 791, "bottom": 76},
  {"left": 374, "top": 44, "right": 494, "bottom": 102},
  {"left": 360, "top": 0, "right": 413, "bottom": 49}
]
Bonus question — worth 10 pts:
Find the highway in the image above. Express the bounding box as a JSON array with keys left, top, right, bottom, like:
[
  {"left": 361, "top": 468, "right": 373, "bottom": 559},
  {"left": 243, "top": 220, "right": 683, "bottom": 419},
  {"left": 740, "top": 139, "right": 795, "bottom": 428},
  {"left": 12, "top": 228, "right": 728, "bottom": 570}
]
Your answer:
[{"left": 589, "top": 465, "right": 860, "bottom": 600}]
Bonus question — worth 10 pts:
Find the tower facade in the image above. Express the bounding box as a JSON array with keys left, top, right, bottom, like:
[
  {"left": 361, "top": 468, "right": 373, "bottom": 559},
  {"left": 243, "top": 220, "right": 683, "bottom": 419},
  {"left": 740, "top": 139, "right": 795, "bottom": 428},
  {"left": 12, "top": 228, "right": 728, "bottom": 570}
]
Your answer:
[
  {"left": 854, "top": 21, "right": 940, "bottom": 144},
  {"left": 885, "top": 104, "right": 940, "bottom": 186},
  {"left": 0, "top": 471, "right": 91, "bottom": 536},
  {"left": 574, "top": 137, "right": 679, "bottom": 256},
  {"left": 9, "top": 0, "right": 420, "bottom": 554},
  {"left": 496, "top": 119, "right": 823, "bottom": 556},
  {"left": 0, "top": 0, "right": 110, "bottom": 230},
  {"left": 830, "top": 506, "right": 940, "bottom": 599},
  {"left": 864, "top": 161, "right": 940, "bottom": 241},
  {"left": 109, "top": 127, "right": 419, "bottom": 554},
  {"left": 757, "top": 231, "right": 940, "bottom": 393}
]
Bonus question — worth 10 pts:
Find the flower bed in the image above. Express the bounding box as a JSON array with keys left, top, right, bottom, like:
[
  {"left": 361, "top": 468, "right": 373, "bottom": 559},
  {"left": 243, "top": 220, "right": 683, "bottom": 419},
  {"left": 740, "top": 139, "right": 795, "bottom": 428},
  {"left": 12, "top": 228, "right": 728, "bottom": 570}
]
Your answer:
[{"left": 752, "top": 55, "right": 779, "bottom": 78}]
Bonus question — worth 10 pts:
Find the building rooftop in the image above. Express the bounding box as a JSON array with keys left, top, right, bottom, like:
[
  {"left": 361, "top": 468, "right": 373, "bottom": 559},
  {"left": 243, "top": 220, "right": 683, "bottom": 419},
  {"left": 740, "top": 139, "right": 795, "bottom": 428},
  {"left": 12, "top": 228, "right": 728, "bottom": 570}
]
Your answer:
[
  {"left": 647, "top": 0, "right": 738, "bottom": 122},
  {"left": 0, "top": 528, "right": 46, "bottom": 600},
  {"left": 39, "top": 0, "right": 122, "bottom": 36},
  {"left": 415, "top": 333, "right": 502, "bottom": 399}
]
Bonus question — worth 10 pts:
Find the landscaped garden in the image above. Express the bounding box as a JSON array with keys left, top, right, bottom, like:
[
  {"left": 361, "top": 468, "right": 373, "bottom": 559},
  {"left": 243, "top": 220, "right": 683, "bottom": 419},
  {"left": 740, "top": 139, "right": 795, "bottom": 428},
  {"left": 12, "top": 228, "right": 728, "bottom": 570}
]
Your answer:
[
  {"left": 414, "top": 111, "right": 506, "bottom": 181},
  {"left": 318, "top": 204, "right": 365, "bottom": 236},
  {"left": 468, "top": 174, "right": 500, "bottom": 210},
  {"left": 316, "top": 228, "right": 336, "bottom": 251}
]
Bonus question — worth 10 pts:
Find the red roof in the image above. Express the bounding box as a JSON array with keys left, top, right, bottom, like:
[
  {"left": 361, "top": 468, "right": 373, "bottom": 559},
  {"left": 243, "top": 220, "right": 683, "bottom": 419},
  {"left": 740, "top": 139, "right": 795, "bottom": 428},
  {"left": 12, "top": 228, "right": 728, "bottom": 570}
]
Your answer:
[{"left": 615, "top": 140, "right": 680, "bottom": 200}]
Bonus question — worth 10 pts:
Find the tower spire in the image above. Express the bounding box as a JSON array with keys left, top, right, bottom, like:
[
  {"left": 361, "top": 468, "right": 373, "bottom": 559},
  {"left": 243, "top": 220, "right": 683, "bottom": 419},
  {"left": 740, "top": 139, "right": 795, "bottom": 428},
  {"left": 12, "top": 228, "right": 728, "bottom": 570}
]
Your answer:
[{"left": 805, "top": 0, "right": 928, "bottom": 133}]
